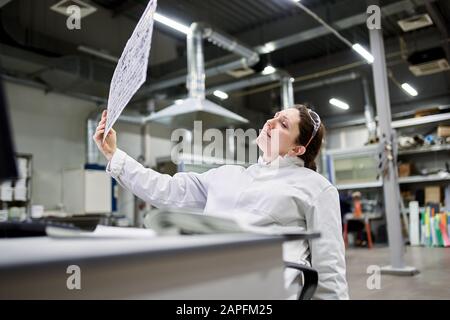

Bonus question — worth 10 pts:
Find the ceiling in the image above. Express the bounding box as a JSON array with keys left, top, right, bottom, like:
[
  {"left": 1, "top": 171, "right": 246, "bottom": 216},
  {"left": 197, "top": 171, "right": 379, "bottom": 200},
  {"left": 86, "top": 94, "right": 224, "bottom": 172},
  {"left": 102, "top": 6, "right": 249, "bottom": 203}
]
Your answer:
[{"left": 0, "top": 0, "right": 449, "bottom": 127}]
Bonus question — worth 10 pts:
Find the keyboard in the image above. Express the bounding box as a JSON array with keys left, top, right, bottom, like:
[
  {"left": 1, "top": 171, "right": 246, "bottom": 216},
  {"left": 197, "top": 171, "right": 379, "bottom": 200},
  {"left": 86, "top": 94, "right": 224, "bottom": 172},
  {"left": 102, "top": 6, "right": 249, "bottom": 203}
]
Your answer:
[{"left": 0, "top": 220, "right": 83, "bottom": 238}]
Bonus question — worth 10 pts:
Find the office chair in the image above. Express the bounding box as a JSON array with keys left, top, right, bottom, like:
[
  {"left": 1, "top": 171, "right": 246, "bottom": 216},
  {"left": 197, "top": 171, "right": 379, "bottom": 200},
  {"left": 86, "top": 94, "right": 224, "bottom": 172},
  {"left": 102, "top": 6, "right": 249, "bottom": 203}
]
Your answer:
[{"left": 284, "top": 261, "right": 318, "bottom": 300}]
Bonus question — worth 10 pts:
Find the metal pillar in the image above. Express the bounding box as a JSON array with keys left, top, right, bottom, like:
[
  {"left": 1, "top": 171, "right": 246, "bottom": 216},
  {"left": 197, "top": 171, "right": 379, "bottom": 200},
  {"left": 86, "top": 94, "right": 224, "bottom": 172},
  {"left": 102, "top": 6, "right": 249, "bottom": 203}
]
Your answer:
[{"left": 368, "top": 1, "right": 418, "bottom": 275}]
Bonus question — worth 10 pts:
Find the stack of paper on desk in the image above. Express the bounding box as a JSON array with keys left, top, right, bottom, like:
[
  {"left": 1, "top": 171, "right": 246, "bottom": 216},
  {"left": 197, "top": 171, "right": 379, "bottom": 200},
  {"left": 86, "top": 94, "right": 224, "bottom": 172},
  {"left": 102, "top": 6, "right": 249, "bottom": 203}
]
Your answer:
[
  {"left": 144, "top": 208, "right": 319, "bottom": 238},
  {"left": 47, "top": 209, "right": 319, "bottom": 239},
  {"left": 46, "top": 225, "right": 156, "bottom": 239},
  {"left": 144, "top": 209, "right": 242, "bottom": 235}
]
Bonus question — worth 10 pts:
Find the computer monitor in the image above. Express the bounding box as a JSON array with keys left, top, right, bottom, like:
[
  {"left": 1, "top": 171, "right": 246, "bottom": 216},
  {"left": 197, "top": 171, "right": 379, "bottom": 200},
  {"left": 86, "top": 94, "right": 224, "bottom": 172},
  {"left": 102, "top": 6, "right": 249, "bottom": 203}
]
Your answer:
[{"left": 0, "top": 77, "right": 18, "bottom": 182}]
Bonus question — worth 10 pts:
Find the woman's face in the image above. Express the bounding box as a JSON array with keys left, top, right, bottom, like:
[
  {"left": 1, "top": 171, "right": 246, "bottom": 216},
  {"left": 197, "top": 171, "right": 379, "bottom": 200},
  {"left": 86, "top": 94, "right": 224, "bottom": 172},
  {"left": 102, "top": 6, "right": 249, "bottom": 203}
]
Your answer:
[{"left": 256, "top": 108, "right": 305, "bottom": 161}]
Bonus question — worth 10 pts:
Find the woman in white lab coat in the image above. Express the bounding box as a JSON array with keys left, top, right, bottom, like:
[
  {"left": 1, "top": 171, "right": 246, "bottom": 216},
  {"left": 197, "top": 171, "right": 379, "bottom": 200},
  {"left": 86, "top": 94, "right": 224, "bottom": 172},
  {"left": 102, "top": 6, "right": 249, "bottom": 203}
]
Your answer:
[{"left": 94, "top": 105, "right": 349, "bottom": 300}]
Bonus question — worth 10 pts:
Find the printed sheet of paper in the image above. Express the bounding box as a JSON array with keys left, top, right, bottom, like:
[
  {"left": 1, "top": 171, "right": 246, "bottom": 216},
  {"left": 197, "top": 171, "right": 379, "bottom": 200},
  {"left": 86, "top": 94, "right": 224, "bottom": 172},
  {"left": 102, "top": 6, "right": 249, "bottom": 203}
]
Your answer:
[
  {"left": 46, "top": 225, "right": 156, "bottom": 239},
  {"left": 103, "top": 0, "right": 157, "bottom": 141}
]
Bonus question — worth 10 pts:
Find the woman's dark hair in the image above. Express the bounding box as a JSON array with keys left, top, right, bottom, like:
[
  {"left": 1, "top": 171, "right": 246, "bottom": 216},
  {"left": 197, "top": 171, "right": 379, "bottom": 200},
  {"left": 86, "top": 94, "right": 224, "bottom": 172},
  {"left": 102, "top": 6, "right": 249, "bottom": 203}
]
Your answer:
[{"left": 294, "top": 104, "right": 325, "bottom": 171}]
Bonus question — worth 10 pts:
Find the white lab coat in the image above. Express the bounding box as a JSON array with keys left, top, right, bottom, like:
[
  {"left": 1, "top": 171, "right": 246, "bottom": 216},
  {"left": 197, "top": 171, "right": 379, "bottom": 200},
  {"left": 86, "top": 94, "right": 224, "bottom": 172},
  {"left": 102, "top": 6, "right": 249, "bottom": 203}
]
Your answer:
[{"left": 106, "top": 148, "right": 349, "bottom": 300}]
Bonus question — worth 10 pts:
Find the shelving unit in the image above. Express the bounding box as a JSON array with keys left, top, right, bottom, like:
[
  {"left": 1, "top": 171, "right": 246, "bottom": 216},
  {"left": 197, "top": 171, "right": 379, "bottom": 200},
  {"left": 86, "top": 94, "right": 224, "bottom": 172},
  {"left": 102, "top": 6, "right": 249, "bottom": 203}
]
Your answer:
[
  {"left": 391, "top": 112, "right": 450, "bottom": 129},
  {"left": 399, "top": 174, "right": 450, "bottom": 184},
  {"left": 394, "top": 113, "right": 450, "bottom": 213},
  {"left": 326, "top": 144, "right": 379, "bottom": 190},
  {"left": 327, "top": 112, "right": 450, "bottom": 190},
  {"left": 398, "top": 144, "right": 450, "bottom": 155},
  {"left": 0, "top": 154, "right": 33, "bottom": 221},
  {"left": 336, "top": 181, "right": 383, "bottom": 191},
  {"left": 336, "top": 174, "right": 450, "bottom": 191},
  {"left": 325, "top": 112, "right": 450, "bottom": 248}
]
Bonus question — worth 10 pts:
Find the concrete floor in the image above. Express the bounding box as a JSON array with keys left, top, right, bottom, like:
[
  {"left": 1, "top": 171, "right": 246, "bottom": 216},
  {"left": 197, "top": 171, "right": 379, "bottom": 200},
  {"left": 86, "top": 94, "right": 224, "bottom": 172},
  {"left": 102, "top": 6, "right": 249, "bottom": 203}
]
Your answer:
[{"left": 346, "top": 246, "right": 450, "bottom": 299}]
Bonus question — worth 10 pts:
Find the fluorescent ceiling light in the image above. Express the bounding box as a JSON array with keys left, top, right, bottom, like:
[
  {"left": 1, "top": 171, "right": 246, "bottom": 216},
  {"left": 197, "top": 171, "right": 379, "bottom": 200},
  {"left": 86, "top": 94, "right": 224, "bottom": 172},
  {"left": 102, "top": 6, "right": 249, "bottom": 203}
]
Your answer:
[
  {"left": 401, "top": 83, "right": 418, "bottom": 96},
  {"left": 329, "top": 98, "right": 350, "bottom": 110},
  {"left": 262, "top": 65, "right": 276, "bottom": 75},
  {"left": 154, "top": 12, "right": 190, "bottom": 35},
  {"left": 260, "top": 43, "right": 275, "bottom": 54},
  {"left": 213, "top": 90, "right": 229, "bottom": 100},
  {"left": 352, "top": 43, "right": 374, "bottom": 64}
]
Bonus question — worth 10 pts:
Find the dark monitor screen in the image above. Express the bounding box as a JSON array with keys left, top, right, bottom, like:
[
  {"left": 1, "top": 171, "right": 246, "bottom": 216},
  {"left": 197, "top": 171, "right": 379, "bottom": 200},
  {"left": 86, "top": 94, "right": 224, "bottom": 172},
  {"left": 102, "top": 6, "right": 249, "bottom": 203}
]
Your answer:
[{"left": 0, "top": 78, "right": 18, "bottom": 182}]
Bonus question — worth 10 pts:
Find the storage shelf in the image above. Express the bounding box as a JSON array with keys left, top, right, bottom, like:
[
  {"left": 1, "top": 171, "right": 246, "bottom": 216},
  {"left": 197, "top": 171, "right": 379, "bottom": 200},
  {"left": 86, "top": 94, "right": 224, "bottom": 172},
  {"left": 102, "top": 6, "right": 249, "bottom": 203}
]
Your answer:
[
  {"left": 392, "top": 112, "right": 450, "bottom": 129},
  {"left": 398, "top": 144, "right": 450, "bottom": 155},
  {"left": 398, "top": 174, "right": 450, "bottom": 184},
  {"left": 329, "top": 113, "right": 450, "bottom": 192},
  {"left": 336, "top": 181, "right": 383, "bottom": 190},
  {"left": 336, "top": 174, "right": 450, "bottom": 190}
]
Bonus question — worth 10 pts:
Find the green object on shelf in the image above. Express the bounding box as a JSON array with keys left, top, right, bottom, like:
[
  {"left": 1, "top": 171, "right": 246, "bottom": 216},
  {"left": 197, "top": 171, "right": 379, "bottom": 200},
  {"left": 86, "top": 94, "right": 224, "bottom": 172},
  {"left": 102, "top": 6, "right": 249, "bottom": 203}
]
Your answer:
[{"left": 435, "top": 215, "right": 443, "bottom": 247}]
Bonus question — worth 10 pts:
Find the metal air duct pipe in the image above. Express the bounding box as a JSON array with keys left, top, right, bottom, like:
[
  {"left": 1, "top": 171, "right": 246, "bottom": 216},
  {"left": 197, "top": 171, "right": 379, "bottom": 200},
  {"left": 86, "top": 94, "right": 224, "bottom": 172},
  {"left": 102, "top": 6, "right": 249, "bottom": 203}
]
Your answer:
[
  {"left": 295, "top": 72, "right": 360, "bottom": 92},
  {"left": 362, "top": 76, "right": 378, "bottom": 142},
  {"left": 206, "top": 70, "right": 295, "bottom": 109},
  {"left": 144, "top": 23, "right": 249, "bottom": 128},
  {"left": 86, "top": 112, "right": 102, "bottom": 165},
  {"left": 138, "top": 23, "right": 259, "bottom": 97},
  {"left": 280, "top": 75, "right": 294, "bottom": 109}
]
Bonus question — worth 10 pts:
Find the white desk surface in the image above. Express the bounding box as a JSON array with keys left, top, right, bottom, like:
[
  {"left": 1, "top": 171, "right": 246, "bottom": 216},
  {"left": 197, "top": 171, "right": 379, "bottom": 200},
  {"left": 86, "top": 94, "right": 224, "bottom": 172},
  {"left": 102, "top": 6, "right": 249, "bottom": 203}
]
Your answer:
[
  {"left": 0, "top": 233, "right": 284, "bottom": 270},
  {"left": 0, "top": 233, "right": 293, "bottom": 299}
]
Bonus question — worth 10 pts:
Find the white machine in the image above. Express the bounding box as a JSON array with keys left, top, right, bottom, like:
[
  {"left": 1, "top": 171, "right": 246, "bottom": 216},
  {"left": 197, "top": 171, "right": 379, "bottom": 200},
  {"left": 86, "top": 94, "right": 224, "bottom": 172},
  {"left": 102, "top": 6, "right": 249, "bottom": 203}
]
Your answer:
[{"left": 62, "top": 169, "right": 112, "bottom": 215}]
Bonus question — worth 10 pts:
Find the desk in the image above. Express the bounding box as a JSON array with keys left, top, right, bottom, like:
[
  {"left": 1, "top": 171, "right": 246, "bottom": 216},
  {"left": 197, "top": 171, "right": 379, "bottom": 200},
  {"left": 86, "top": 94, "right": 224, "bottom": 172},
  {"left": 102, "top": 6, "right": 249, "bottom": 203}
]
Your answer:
[{"left": 0, "top": 232, "right": 317, "bottom": 299}]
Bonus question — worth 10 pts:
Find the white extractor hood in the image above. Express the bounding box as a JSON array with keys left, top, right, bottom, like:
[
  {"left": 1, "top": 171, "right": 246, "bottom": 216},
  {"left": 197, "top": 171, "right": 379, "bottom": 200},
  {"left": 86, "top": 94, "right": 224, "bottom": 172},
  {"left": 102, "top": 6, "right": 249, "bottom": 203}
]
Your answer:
[
  {"left": 148, "top": 23, "right": 249, "bottom": 129},
  {"left": 148, "top": 97, "right": 248, "bottom": 128}
]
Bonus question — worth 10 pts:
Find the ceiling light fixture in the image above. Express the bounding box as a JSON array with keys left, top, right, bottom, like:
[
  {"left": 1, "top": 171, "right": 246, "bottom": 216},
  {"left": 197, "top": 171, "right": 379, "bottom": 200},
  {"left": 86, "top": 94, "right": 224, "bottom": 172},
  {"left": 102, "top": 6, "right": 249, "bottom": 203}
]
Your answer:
[
  {"left": 262, "top": 65, "right": 276, "bottom": 75},
  {"left": 352, "top": 44, "right": 374, "bottom": 64},
  {"left": 260, "top": 43, "right": 275, "bottom": 54},
  {"left": 329, "top": 98, "right": 350, "bottom": 110},
  {"left": 292, "top": 1, "right": 375, "bottom": 65},
  {"left": 154, "top": 12, "right": 191, "bottom": 35},
  {"left": 401, "top": 83, "right": 418, "bottom": 96},
  {"left": 213, "top": 90, "right": 229, "bottom": 100}
]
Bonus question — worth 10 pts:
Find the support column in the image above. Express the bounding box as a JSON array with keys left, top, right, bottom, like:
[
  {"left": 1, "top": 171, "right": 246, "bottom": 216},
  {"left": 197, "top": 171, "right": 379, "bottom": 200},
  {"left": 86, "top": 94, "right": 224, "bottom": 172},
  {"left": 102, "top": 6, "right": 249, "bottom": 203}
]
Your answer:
[{"left": 368, "top": 0, "right": 418, "bottom": 275}]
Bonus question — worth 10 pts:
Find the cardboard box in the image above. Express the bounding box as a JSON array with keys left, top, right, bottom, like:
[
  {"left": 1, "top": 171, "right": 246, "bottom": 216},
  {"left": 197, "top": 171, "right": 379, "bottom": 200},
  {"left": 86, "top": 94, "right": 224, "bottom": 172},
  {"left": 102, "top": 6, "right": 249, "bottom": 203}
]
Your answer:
[
  {"left": 425, "top": 186, "right": 441, "bottom": 204},
  {"left": 414, "top": 107, "right": 439, "bottom": 117},
  {"left": 437, "top": 125, "right": 450, "bottom": 138},
  {"left": 398, "top": 162, "right": 413, "bottom": 177},
  {"left": 401, "top": 190, "right": 415, "bottom": 202}
]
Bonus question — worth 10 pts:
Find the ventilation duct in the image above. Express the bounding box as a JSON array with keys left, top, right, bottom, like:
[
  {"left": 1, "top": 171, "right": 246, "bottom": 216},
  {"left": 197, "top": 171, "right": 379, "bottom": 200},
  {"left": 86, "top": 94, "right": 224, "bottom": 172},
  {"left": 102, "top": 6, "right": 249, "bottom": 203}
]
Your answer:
[
  {"left": 397, "top": 14, "right": 433, "bottom": 32},
  {"left": 147, "top": 23, "right": 249, "bottom": 129},
  {"left": 206, "top": 70, "right": 294, "bottom": 109},
  {"left": 408, "top": 47, "right": 450, "bottom": 76},
  {"left": 86, "top": 112, "right": 102, "bottom": 164},
  {"left": 280, "top": 76, "right": 294, "bottom": 109}
]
